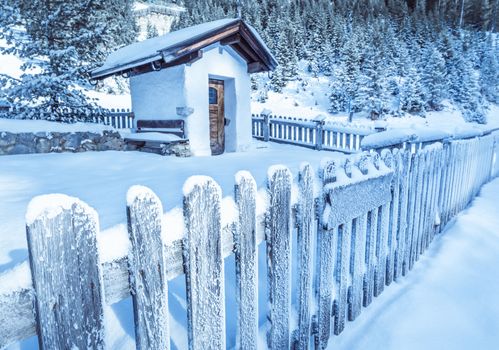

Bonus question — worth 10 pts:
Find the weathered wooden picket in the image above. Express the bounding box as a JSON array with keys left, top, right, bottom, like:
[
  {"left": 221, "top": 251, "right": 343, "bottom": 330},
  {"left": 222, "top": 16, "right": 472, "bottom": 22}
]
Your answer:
[
  {"left": 1, "top": 129, "right": 499, "bottom": 349},
  {"left": 252, "top": 113, "right": 373, "bottom": 153}
]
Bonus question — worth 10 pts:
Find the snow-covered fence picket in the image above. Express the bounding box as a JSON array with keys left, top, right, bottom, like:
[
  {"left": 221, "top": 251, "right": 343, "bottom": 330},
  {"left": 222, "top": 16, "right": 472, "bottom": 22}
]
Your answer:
[
  {"left": 1, "top": 130, "right": 498, "bottom": 350},
  {"left": 252, "top": 113, "right": 373, "bottom": 153},
  {"left": 25, "top": 195, "right": 105, "bottom": 350}
]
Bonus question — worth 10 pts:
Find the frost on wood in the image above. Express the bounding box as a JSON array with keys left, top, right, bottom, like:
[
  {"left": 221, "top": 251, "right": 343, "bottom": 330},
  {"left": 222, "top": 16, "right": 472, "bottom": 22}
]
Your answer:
[
  {"left": 374, "top": 202, "right": 390, "bottom": 297},
  {"left": 395, "top": 150, "right": 410, "bottom": 281},
  {"left": 409, "top": 151, "right": 425, "bottom": 270},
  {"left": 126, "top": 186, "right": 170, "bottom": 350},
  {"left": 266, "top": 165, "right": 292, "bottom": 350},
  {"left": 323, "top": 161, "right": 393, "bottom": 229},
  {"left": 295, "top": 163, "right": 316, "bottom": 350},
  {"left": 333, "top": 220, "right": 351, "bottom": 335},
  {"left": 234, "top": 171, "right": 258, "bottom": 350},
  {"left": 348, "top": 213, "right": 367, "bottom": 321},
  {"left": 315, "top": 159, "right": 338, "bottom": 350},
  {"left": 25, "top": 194, "right": 105, "bottom": 350},
  {"left": 182, "top": 176, "right": 225, "bottom": 350},
  {"left": 382, "top": 149, "right": 400, "bottom": 286}
]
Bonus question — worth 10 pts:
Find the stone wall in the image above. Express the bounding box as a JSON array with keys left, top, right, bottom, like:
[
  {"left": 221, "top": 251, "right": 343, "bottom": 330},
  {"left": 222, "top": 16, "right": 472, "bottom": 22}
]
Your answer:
[{"left": 0, "top": 130, "right": 125, "bottom": 155}]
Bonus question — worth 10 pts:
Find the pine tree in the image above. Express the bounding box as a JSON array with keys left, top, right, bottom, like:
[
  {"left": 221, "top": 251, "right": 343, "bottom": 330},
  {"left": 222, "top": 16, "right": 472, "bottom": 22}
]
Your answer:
[
  {"left": 329, "top": 65, "right": 348, "bottom": 113},
  {"left": 420, "top": 44, "right": 447, "bottom": 110},
  {"left": 479, "top": 38, "right": 498, "bottom": 104},
  {"left": 400, "top": 66, "right": 426, "bottom": 115}
]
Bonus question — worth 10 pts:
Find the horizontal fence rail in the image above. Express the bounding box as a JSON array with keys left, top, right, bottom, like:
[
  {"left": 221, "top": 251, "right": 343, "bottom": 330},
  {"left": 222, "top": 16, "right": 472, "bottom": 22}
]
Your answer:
[
  {"left": 1, "top": 129, "right": 499, "bottom": 349},
  {"left": 252, "top": 113, "right": 374, "bottom": 154}
]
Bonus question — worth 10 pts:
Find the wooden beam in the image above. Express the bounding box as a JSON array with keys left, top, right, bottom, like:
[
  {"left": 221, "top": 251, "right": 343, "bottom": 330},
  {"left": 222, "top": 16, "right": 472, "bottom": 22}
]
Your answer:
[
  {"left": 130, "top": 50, "right": 203, "bottom": 77},
  {"left": 165, "top": 50, "right": 203, "bottom": 68},
  {"left": 220, "top": 33, "right": 241, "bottom": 46},
  {"left": 248, "top": 62, "right": 265, "bottom": 73},
  {"left": 174, "top": 25, "right": 240, "bottom": 57},
  {"left": 234, "top": 40, "right": 260, "bottom": 63}
]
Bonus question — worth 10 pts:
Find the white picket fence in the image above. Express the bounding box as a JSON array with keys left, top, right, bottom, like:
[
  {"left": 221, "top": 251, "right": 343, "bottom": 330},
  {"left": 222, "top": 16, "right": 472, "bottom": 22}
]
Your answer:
[
  {"left": 0, "top": 129, "right": 498, "bottom": 349},
  {"left": 252, "top": 113, "right": 373, "bottom": 153}
]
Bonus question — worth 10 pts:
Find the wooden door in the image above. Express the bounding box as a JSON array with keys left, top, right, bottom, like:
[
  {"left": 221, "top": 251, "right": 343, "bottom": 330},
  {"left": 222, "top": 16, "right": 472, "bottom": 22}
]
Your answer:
[{"left": 209, "top": 79, "right": 225, "bottom": 155}]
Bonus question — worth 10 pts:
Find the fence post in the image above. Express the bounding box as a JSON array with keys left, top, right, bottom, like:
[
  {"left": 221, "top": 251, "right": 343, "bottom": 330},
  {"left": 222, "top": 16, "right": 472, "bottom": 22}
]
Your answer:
[
  {"left": 234, "top": 171, "right": 258, "bottom": 350},
  {"left": 314, "top": 119, "right": 325, "bottom": 151},
  {"left": 295, "top": 163, "right": 316, "bottom": 349},
  {"left": 262, "top": 110, "right": 271, "bottom": 142},
  {"left": 183, "top": 176, "right": 225, "bottom": 350},
  {"left": 126, "top": 186, "right": 170, "bottom": 350},
  {"left": 26, "top": 195, "right": 105, "bottom": 350},
  {"left": 267, "top": 165, "right": 292, "bottom": 349}
]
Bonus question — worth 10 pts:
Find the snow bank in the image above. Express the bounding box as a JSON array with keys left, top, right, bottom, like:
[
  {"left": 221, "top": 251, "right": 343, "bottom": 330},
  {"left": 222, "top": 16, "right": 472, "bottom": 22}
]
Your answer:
[
  {"left": 98, "top": 224, "right": 130, "bottom": 263},
  {"left": 0, "top": 118, "right": 113, "bottom": 133},
  {"left": 162, "top": 207, "right": 185, "bottom": 245},
  {"left": 0, "top": 261, "right": 31, "bottom": 295}
]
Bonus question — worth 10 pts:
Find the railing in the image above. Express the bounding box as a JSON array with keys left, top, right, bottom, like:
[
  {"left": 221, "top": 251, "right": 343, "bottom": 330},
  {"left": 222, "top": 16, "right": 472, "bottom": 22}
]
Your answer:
[
  {"left": 95, "top": 109, "right": 135, "bottom": 129},
  {"left": 1, "top": 128, "right": 498, "bottom": 349},
  {"left": 252, "top": 113, "right": 374, "bottom": 153}
]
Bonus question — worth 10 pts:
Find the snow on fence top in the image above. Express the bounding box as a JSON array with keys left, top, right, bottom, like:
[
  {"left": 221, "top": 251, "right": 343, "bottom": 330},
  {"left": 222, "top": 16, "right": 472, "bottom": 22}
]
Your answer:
[{"left": 360, "top": 125, "right": 490, "bottom": 150}]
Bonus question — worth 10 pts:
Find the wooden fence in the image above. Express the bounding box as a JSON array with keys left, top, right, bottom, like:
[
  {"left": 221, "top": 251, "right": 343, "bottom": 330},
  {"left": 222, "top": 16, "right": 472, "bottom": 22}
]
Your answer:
[
  {"left": 1, "top": 130, "right": 498, "bottom": 349},
  {"left": 252, "top": 113, "right": 374, "bottom": 153},
  {"left": 94, "top": 109, "right": 134, "bottom": 129}
]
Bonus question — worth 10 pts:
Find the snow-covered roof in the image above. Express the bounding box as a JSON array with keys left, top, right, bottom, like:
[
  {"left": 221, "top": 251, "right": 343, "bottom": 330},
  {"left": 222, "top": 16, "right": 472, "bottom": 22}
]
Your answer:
[{"left": 91, "top": 18, "right": 277, "bottom": 80}]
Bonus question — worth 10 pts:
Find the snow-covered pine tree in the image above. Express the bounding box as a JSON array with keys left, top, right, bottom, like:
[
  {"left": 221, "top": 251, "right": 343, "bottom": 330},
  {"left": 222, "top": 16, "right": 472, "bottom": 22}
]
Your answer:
[
  {"left": 400, "top": 66, "right": 426, "bottom": 115},
  {"left": 354, "top": 49, "right": 389, "bottom": 120},
  {"left": 479, "top": 37, "right": 498, "bottom": 104},
  {"left": 329, "top": 65, "right": 348, "bottom": 114},
  {"left": 420, "top": 44, "right": 447, "bottom": 111}
]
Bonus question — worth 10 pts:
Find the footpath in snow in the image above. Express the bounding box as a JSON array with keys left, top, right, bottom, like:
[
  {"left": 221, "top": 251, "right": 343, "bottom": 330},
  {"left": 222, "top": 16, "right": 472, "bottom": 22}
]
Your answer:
[{"left": 329, "top": 177, "right": 499, "bottom": 350}]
